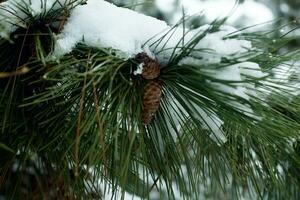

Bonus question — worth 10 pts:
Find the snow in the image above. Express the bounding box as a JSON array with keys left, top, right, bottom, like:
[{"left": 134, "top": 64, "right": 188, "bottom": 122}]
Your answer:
[
  {"left": 0, "top": 0, "right": 70, "bottom": 39},
  {"left": 52, "top": 0, "right": 169, "bottom": 58},
  {"left": 157, "top": 25, "right": 252, "bottom": 65},
  {"left": 52, "top": 0, "right": 253, "bottom": 66},
  {"left": 3, "top": 0, "right": 260, "bottom": 138},
  {"left": 194, "top": 28, "right": 252, "bottom": 63},
  {"left": 155, "top": 0, "right": 274, "bottom": 27},
  {"left": 268, "top": 62, "right": 300, "bottom": 96},
  {"left": 174, "top": 24, "right": 266, "bottom": 110},
  {"left": 239, "top": 62, "right": 267, "bottom": 79},
  {"left": 28, "top": 0, "right": 59, "bottom": 15},
  {"left": 1, "top": 0, "right": 266, "bottom": 134},
  {"left": 0, "top": 0, "right": 27, "bottom": 39},
  {"left": 0, "top": 1, "right": 297, "bottom": 199},
  {"left": 133, "top": 63, "right": 144, "bottom": 75},
  {"left": 0, "top": 0, "right": 254, "bottom": 67},
  {"left": 169, "top": 95, "right": 226, "bottom": 145},
  {"left": 179, "top": 59, "right": 267, "bottom": 118},
  {"left": 197, "top": 108, "right": 226, "bottom": 144}
]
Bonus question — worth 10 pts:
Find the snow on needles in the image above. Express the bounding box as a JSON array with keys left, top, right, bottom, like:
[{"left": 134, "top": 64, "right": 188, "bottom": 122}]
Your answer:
[
  {"left": 0, "top": 0, "right": 267, "bottom": 143},
  {"left": 0, "top": 0, "right": 71, "bottom": 39},
  {"left": 0, "top": 0, "right": 252, "bottom": 63},
  {"left": 53, "top": 0, "right": 169, "bottom": 58},
  {"left": 51, "top": 0, "right": 264, "bottom": 143},
  {"left": 52, "top": 0, "right": 252, "bottom": 63}
]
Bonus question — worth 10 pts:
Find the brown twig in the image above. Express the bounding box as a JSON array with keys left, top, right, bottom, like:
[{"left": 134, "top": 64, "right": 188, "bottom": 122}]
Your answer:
[
  {"left": 57, "top": 10, "right": 69, "bottom": 33},
  {"left": 0, "top": 65, "right": 30, "bottom": 78},
  {"left": 75, "top": 58, "right": 89, "bottom": 177},
  {"left": 92, "top": 81, "right": 107, "bottom": 175}
]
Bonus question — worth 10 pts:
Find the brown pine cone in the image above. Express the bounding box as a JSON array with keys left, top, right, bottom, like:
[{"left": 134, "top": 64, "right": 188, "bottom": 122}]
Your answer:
[
  {"left": 135, "top": 52, "right": 160, "bottom": 80},
  {"left": 142, "top": 60, "right": 160, "bottom": 80},
  {"left": 135, "top": 52, "right": 152, "bottom": 64},
  {"left": 142, "top": 81, "right": 162, "bottom": 125},
  {"left": 141, "top": 110, "right": 154, "bottom": 125}
]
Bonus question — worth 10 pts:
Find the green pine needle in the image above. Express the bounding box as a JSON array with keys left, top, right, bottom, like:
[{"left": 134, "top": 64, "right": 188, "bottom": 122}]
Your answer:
[{"left": 0, "top": 1, "right": 300, "bottom": 199}]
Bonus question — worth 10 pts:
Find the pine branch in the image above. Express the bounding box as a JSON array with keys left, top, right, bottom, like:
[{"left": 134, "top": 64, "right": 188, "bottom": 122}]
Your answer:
[{"left": 0, "top": 0, "right": 300, "bottom": 199}]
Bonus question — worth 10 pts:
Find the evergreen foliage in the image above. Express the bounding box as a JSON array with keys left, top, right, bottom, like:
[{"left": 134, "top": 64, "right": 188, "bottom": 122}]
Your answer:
[{"left": 0, "top": 0, "right": 300, "bottom": 199}]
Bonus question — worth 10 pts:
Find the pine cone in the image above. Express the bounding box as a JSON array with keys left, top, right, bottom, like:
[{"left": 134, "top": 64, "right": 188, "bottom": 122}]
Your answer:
[
  {"left": 141, "top": 110, "right": 154, "bottom": 125},
  {"left": 142, "top": 61, "right": 160, "bottom": 80},
  {"left": 135, "top": 52, "right": 160, "bottom": 80},
  {"left": 135, "top": 52, "right": 152, "bottom": 63},
  {"left": 142, "top": 81, "right": 162, "bottom": 125}
]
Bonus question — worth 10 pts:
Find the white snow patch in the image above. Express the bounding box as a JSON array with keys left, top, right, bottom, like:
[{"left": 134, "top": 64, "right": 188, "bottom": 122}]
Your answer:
[
  {"left": 178, "top": 25, "right": 252, "bottom": 64},
  {"left": 152, "top": 25, "right": 252, "bottom": 65},
  {"left": 214, "top": 64, "right": 244, "bottom": 82},
  {"left": 179, "top": 60, "right": 265, "bottom": 100},
  {"left": 52, "top": 0, "right": 252, "bottom": 64},
  {"left": 239, "top": 62, "right": 267, "bottom": 79},
  {"left": 52, "top": 0, "right": 169, "bottom": 58},
  {"left": 133, "top": 63, "right": 144, "bottom": 75},
  {"left": 179, "top": 59, "right": 267, "bottom": 117}
]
